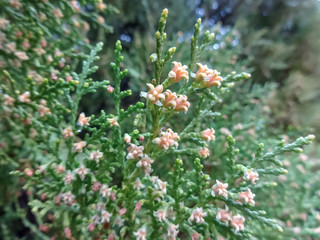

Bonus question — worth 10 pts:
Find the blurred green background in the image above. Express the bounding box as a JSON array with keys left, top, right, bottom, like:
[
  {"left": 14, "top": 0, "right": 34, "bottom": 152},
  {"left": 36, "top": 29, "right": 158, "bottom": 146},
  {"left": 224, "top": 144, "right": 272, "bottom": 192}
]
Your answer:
[{"left": 85, "top": 0, "right": 320, "bottom": 133}]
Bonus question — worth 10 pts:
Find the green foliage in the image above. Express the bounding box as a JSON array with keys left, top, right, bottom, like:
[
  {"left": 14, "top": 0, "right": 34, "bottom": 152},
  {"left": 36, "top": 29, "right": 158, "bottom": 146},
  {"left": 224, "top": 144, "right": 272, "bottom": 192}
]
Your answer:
[{"left": 0, "top": 1, "right": 319, "bottom": 240}]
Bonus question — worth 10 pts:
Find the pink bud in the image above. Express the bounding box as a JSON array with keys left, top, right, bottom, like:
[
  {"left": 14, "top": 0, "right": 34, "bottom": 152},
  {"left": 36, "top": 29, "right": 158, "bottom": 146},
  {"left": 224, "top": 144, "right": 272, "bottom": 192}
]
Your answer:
[
  {"left": 39, "top": 225, "right": 49, "bottom": 233},
  {"left": 110, "top": 192, "right": 116, "bottom": 201},
  {"left": 92, "top": 182, "right": 102, "bottom": 191},
  {"left": 135, "top": 202, "right": 142, "bottom": 212},
  {"left": 108, "top": 234, "right": 115, "bottom": 240},
  {"left": 64, "top": 227, "right": 72, "bottom": 239},
  {"left": 41, "top": 39, "right": 47, "bottom": 47},
  {"left": 66, "top": 76, "right": 73, "bottom": 82},
  {"left": 107, "top": 85, "right": 114, "bottom": 93},
  {"left": 88, "top": 223, "right": 95, "bottom": 232},
  {"left": 139, "top": 136, "right": 145, "bottom": 142},
  {"left": 24, "top": 168, "right": 33, "bottom": 176},
  {"left": 23, "top": 41, "right": 30, "bottom": 48},
  {"left": 119, "top": 208, "right": 127, "bottom": 215},
  {"left": 16, "top": 31, "right": 23, "bottom": 37},
  {"left": 41, "top": 193, "right": 47, "bottom": 201}
]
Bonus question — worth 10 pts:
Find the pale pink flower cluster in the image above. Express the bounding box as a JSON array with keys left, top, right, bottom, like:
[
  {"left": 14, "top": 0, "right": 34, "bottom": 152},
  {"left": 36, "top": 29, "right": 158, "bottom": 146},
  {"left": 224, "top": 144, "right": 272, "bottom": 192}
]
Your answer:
[
  {"left": 73, "top": 141, "right": 86, "bottom": 152},
  {"left": 78, "top": 113, "right": 90, "bottom": 126},
  {"left": 202, "top": 128, "right": 215, "bottom": 141},
  {"left": 5, "top": 42, "right": 16, "bottom": 53},
  {"left": 175, "top": 95, "right": 190, "bottom": 113},
  {"left": 107, "top": 85, "right": 114, "bottom": 93},
  {"left": 63, "top": 191, "right": 75, "bottom": 205},
  {"left": 216, "top": 207, "right": 245, "bottom": 232},
  {"left": 153, "top": 209, "right": 166, "bottom": 222},
  {"left": 64, "top": 227, "right": 72, "bottom": 239},
  {"left": 133, "top": 178, "right": 145, "bottom": 190},
  {"left": 62, "top": 127, "right": 74, "bottom": 138},
  {"left": 162, "top": 90, "right": 190, "bottom": 112},
  {"left": 75, "top": 165, "right": 89, "bottom": 180},
  {"left": 168, "top": 61, "right": 189, "bottom": 83},
  {"left": 10, "top": 0, "right": 22, "bottom": 9},
  {"left": 243, "top": 170, "right": 259, "bottom": 184},
  {"left": 195, "top": 63, "right": 222, "bottom": 87},
  {"left": 239, "top": 188, "right": 255, "bottom": 205},
  {"left": 199, "top": 147, "right": 210, "bottom": 158},
  {"left": 188, "top": 207, "right": 207, "bottom": 224},
  {"left": 101, "top": 210, "right": 112, "bottom": 223},
  {"left": 90, "top": 150, "right": 103, "bottom": 163},
  {"left": 124, "top": 134, "right": 131, "bottom": 144},
  {"left": 167, "top": 224, "right": 179, "bottom": 240},
  {"left": 0, "top": 18, "right": 9, "bottom": 30},
  {"left": 100, "top": 184, "right": 112, "bottom": 198},
  {"left": 19, "top": 91, "right": 31, "bottom": 103},
  {"left": 216, "top": 207, "right": 232, "bottom": 224},
  {"left": 136, "top": 154, "right": 154, "bottom": 176},
  {"left": 4, "top": 94, "right": 15, "bottom": 106},
  {"left": 127, "top": 144, "right": 144, "bottom": 159},
  {"left": 212, "top": 180, "right": 228, "bottom": 198},
  {"left": 153, "top": 128, "right": 180, "bottom": 151},
  {"left": 134, "top": 226, "right": 147, "bottom": 240},
  {"left": 230, "top": 214, "right": 245, "bottom": 232},
  {"left": 38, "top": 99, "right": 51, "bottom": 117},
  {"left": 107, "top": 116, "right": 119, "bottom": 127},
  {"left": 154, "top": 178, "right": 167, "bottom": 194},
  {"left": 28, "top": 71, "right": 43, "bottom": 83},
  {"left": 63, "top": 171, "right": 75, "bottom": 184},
  {"left": 141, "top": 83, "right": 165, "bottom": 105},
  {"left": 15, "top": 51, "right": 29, "bottom": 61}
]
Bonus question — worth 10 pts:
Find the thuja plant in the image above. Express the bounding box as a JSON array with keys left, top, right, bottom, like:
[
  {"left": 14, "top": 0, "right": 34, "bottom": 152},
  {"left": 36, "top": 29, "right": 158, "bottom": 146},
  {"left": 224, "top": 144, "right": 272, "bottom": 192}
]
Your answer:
[
  {"left": 0, "top": 0, "right": 116, "bottom": 238},
  {"left": 1, "top": 8, "right": 315, "bottom": 240}
]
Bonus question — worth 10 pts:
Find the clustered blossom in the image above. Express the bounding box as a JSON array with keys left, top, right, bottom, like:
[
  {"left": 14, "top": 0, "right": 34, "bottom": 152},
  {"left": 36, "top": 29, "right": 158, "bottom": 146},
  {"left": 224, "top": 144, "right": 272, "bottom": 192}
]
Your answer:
[
  {"left": 154, "top": 178, "right": 167, "bottom": 194},
  {"left": 136, "top": 154, "right": 154, "bottom": 176},
  {"left": 202, "top": 128, "right": 215, "bottom": 141},
  {"left": 4, "top": 94, "right": 15, "bottom": 106},
  {"left": 239, "top": 188, "right": 255, "bottom": 205},
  {"left": 199, "top": 147, "right": 210, "bottom": 158},
  {"left": 175, "top": 95, "right": 190, "bottom": 113},
  {"left": 243, "top": 170, "right": 259, "bottom": 184},
  {"left": 216, "top": 207, "right": 246, "bottom": 232},
  {"left": 141, "top": 83, "right": 165, "bottom": 105},
  {"left": 133, "top": 178, "right": 145, "bottom": 190},
  {"left": 230, "top": 214, "right": 245, "bottom": 232},
  {"left": 153, "top": 209, "right": 167, "bottom": 222},
  {"left": 216, "top": 207, "right": 232, "bottom": 224},
  {"left": 63, "top": 191, "right": 75, "bottom": 205},
  {"left": 62, "top": 127, "right": 74, "bottom": 138},
  {"left": 101, "top": 210, "right": 112, "bottom": 223},
  {"left": 90, "top": 150, "right": 103, "bottom": 163},
  {"left": 75, "top": 165, "right": 89, "bottom": 180},
  {"left": 167, "top": 224, "right": 179, "bottom": 240},
  {"left": 107, "top": 116, "right": 119, "bottom": 127},
  {"left": 73, "top": 141, "right": 86, "bottom": 152},
  {"left": 195, "top": 63, "right": 222, "bottom": 88},
  {"left": 168, "top": 61, "right": 189, "bottom": 83},
  {"left": 134, "top": 227, "right": 147, "bottom": 240},
  {"left": 38, "top": 99, "right": 51, "bottom": 117},
  {"left": 64, "top": 172, "right": 75, "bottom": 184},
  {"left": 78, "top": 113, "right": 90, "bottom": 126},
  {"left": 127, "top": 144, "right": 144, "bottom": 159},
  {"left": 19, "top": 91, "right": 31, "bottom": 103},
  {"left": 212, "top": 180, "right": 228, "bottom": 198},
  {"left": 188, "top": 207, "right": 207, "bottom": 224},
  {"left": 100, "top": 185, "right": 112, "bottom": 198},
  {"left": 153, "top": 128, "right": 180, "bottom": 151},
  {"left": 163, "top": 90, "right": 177, "bottom": 108}
]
